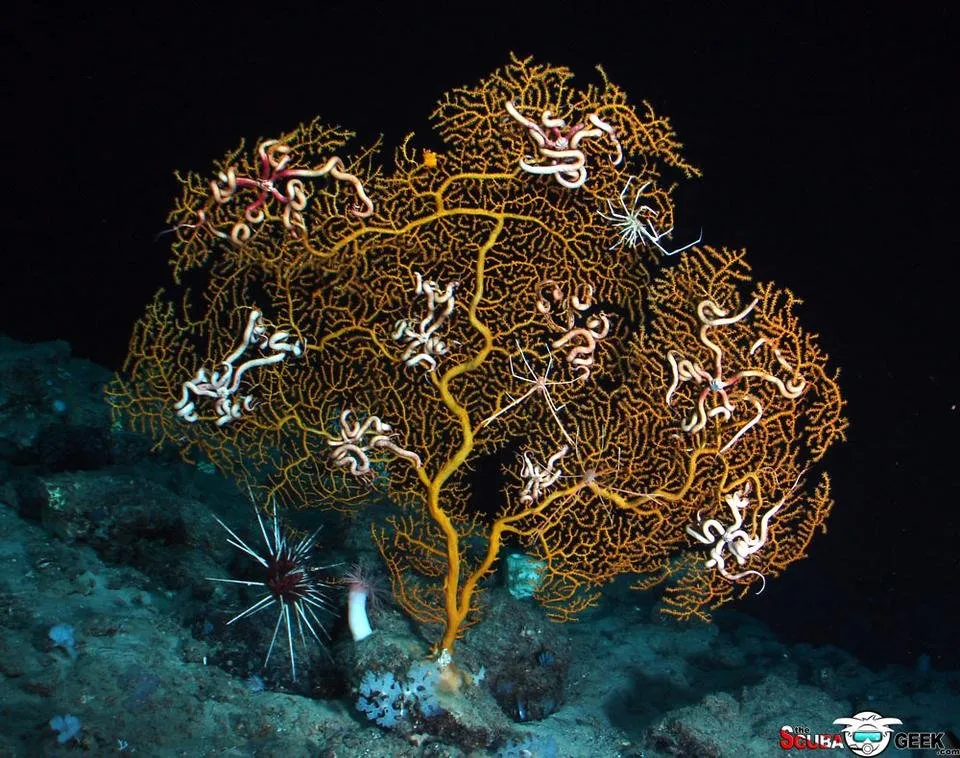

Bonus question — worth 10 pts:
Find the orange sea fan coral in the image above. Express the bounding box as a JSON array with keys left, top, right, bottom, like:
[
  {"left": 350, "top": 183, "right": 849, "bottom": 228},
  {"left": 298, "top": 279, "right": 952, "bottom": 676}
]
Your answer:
[{"left": 108, "top": 54, "right": 846, "bottom": 655}]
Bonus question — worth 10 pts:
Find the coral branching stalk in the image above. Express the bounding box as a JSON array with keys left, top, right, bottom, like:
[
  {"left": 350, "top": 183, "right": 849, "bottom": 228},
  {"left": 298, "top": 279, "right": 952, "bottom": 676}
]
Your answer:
[{"left": 110, "top": 54, "right": 846, "bottom": 657}]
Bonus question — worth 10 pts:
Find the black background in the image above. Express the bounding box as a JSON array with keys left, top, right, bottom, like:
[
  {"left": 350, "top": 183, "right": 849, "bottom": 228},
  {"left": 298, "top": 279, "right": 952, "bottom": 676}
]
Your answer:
[{"left": 5, "top": 2, "right": 957, "bottom": 668}]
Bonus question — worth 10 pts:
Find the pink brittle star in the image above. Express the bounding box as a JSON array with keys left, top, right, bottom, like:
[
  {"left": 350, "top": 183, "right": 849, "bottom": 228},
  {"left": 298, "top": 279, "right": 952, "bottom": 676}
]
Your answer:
[{"left": 209, "top": 140, "right": 374, "bottom": 243}]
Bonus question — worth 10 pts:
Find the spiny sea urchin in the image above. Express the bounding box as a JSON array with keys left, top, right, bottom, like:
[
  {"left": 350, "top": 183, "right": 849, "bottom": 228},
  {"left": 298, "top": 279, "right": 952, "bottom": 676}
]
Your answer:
[{"left": 207, "top": 502, "right": 335, "bottom": 681}]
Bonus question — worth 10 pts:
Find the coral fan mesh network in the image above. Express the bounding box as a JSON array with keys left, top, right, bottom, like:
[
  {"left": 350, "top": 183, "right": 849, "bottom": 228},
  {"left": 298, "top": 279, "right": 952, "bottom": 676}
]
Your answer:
[{"left": 108, "top": 54, "right": 847, "bottom": 657}]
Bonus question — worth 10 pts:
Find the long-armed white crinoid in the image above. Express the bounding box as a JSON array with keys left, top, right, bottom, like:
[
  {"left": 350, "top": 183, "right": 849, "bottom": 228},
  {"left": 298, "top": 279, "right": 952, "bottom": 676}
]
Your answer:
[
  {"left": 599, "top": 176, "right": 702, "bottom": 256},
  {"left": 207, "top": 502, "right": 336, "bottom": 681}
]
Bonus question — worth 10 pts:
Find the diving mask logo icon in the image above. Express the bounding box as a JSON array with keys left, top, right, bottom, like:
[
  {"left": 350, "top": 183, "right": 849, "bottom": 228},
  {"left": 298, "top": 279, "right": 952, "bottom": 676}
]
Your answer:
[{"left": 832, "top": 711, "right": 903, "bottom": 755}]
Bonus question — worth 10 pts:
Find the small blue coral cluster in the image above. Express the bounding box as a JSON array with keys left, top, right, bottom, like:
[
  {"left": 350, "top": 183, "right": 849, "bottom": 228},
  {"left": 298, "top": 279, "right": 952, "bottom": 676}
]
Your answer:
[
  {"left": 355, "top": 661, "right": 444, "bottom": 728},
  {"left": 49, "top": 714, "right": 81, "bottom": 744}
]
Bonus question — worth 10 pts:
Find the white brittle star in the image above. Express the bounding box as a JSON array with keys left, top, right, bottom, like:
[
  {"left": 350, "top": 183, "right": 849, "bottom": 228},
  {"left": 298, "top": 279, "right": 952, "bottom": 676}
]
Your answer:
[
  {"left": 518, "top": 444, "right": 569, "bottom": 506},
  {"left": 326, "top": 409, "right": 422, "bottom": 481},
  {"left": 685, "top": 484, "right": 783, "bottom": 593},
  {"left": 665, "top": 298, "right": 806, "bottom": 452},
  {"left": 536, "top": 280, "right": 611, "bottom": 380},
  {"left": 550, "top": 312, "right": 610, "bottom": 381},
  {"left": 174, "top": 309, "right": 304, "bottom": 427},
  {"left": 504, "top": 100, "right": 622, "bottom": 189},
  {"left": 392, "top": 272, "right": 457, "bottom": 372}
]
